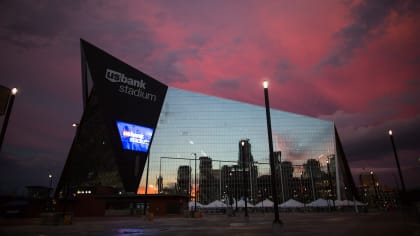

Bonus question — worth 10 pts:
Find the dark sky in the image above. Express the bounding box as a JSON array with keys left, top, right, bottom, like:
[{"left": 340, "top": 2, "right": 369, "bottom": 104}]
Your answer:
[{"left": 0, "top": 0, "right": 419, "bottom": 195}]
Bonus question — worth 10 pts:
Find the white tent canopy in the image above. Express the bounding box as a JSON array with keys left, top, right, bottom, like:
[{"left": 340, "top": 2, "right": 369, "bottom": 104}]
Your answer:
[
  {"left": 354, "top": 200, "right": 367, "bottom": 206},
  {"left": 204, "top": 200, "right": 227, "bottom": 208},
  {"left": 334, "top": 199, "right": 367, "bottom": 207},
  {"left": 334, "top": 199, "right": 353, "bottom": 206},
  {"left": 188, "top": 201, "right": 203, "bottom": 210},
  {"left": 255, "top": 199, "right": 274, "bottom": 207},
  {"left": 279, "top": 199, "right": 304, "bottom": 208},
  {"left": 236, "top": 199, "right": 255, "bottom": 208},
  {"left": 307, "top": 198, "right": 334, "bottom": 207}
]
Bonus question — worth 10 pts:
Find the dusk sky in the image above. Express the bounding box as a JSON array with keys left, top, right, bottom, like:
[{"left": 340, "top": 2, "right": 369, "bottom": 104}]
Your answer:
[{"left": 0, "top": 0, "right": 419, "bottom": 194}]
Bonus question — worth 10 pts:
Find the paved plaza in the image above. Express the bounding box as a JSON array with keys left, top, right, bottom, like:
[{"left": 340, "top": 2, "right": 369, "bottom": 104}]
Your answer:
[{"left": 1, "top": 211, "right": 419, "bottom": 236}]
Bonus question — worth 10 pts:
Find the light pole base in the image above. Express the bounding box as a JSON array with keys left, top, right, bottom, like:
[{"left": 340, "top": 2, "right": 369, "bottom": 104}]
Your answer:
[
  {"left": 272, "top": 220, "right": 284, "bottom": 235},
  {"left": 273, "top": 219, "right": 283, "bottom": 225}
]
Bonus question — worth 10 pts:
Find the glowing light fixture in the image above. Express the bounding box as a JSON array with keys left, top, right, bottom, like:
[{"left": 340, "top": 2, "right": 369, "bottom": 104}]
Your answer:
[{"left": 263, "top": 80, "right": 268, "bottom": 89}]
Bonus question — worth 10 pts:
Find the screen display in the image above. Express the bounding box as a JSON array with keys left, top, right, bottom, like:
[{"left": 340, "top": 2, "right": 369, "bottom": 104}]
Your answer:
[{"left": 116, "top": 121, "right": 154, "bottom": 152}]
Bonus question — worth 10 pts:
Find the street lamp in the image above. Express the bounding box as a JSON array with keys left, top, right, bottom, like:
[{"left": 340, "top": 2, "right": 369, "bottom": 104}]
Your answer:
[
  {"left": 48, "top": 174, "right": 53, "bottom": 203},
  {"left": 48, "top": 174, "right": 53, "bottom": 188},
  {"left": 234, "top": 165, "right": 238, "bottom": 212},
  {"left": 370, "top": 171, "right": 378, "bottom": 204},
  {"left": 11, "top": 88, "right": 18, "bottom": 95},
  {"left": 326, "top": 159, "right": 335, "bottom": 209},
  {"left": 300, "top": 171, "right": 307, "bottom": 208},
  {"left": 262, "top": 80, "right": 282, "bottom": 225},
  {"left": 388, "top": 130, "right": 406, "bottom": 195},
  {"left": 192, "top": 153, "right": 197, "bottom": 212},
  {"left": 0, "top": 87, "right": 18, "bottom": 152},
  {"left": 241, "top": 141, "right": 249, "bottom": 217},
  {"left": 229, "top": 171, "right": 234, "bottom": 211},
  {"left": 143, "top": 153, "right": 150, "bottom": 215}
]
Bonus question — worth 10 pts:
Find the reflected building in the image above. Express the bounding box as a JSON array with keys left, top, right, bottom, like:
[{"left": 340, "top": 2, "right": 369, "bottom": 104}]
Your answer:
[
  {"left": 238, "top": 139, "right": 258, "bottom": 203},
  {"left": 176, "top": 165, "right": 191, "bottom": 196},
  {"left": 279, "top": 161, "right": 294, "bottom": 201},
  {"left": 239, "top": 139, "right": 254, "bottom": 168},
  {"left": 198, "top": 156, "right": 218, "bottom": 204}
]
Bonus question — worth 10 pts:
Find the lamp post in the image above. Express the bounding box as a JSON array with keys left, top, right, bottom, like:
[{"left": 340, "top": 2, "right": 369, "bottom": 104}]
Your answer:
[
  {"left": 229, "top": 171, "right": 234, "bottom": 211},
  {"left": 189, "top": 160, "right": 192, "bottom": 199},
  {"left": 192, "top": 153, "right": 197, "bottom": 212},
  {"left": 241, "top": 141, "right": 249, "bottom": 217},
  {"left": 143, "top": 154, "right": 150, "bottom": 215},
  {"left": 262, "top": 80, "right": 282, "bottom": 225},
  {"left": 300, "top": 171, "right": 306, "bottom": 209},
  {"left": 48, "top": 174, "right": 53, "bottom": 188},
  {"left": 388, "top": 130, "right": 406, "bottom": 195},
  {"left": 234, "top": 165, "right": 238, "bottom": 212},
  {"left": 370, "top": 171, "right": 378, "bottom": 204},
  {"left": 0, "top": 87, "right": 18, "bottom": 152},
  {"left": 326, "top": 159, "right": 335, "bottom": 209},
  {"left": 309, "top": 163, "right": 316, "bottom": 201},
  {"left": 159, "top": 157, "right": 162, "bottom": 194},
  {"left": 299, "top": 171, "right": 303, "bottom": 199},
  {"left": 48, "top": 174, "right": 53, "bottom": 207}
]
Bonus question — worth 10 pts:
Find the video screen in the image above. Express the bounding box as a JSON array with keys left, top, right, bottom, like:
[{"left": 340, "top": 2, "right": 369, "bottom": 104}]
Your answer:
[{"left": 116, "top": 121, "right": 154, "bottom": 152}]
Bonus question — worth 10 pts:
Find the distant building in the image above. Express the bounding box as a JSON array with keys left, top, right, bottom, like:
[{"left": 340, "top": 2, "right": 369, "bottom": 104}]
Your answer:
[
  {"left": 359, "top": 172, "right": 378, "bottom": 205},
  {"left": 237, "top": 139, "right": 258, "bottom": 203},
  {"left": 157, "top": 176, "right": 163, "bottom": 194},
  {"left": 239, "top": 139, "right": 254, "bottom": 168},
  {"left": 198, "top": 156, "right": 218, "bottom": 204},
  {"left": 177, "top": 165, "right": 191, "bottom": 197},
  {"left": 358, "top": 172, "right": 398, "bottom": 208}
]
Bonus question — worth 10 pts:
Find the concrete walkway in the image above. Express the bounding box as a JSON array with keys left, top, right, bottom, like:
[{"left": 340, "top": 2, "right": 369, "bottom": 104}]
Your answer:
[{"left": 1, "top": 212, "right": 419, "bottom": 236}]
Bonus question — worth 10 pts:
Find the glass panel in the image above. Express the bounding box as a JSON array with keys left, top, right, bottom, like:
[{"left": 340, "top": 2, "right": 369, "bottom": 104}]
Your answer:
[{"left": 140, "top": 88, "right": 341, "bottom": 204}]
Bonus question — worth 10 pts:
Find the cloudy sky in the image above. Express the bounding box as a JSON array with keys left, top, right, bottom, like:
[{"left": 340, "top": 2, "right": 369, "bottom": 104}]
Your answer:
[{"left": 0, "top": 0, "right": 419, "bottom": 194}]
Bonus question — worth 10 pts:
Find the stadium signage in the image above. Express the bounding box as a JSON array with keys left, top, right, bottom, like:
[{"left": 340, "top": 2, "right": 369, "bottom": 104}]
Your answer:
[{"left": 105, "top": 68, "right": 157, "bottom": 102}]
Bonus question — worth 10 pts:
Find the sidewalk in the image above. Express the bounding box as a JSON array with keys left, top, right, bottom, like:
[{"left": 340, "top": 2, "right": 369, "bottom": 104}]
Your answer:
[{"left": 1, "top": 211, "right": 419, "bottom": 236}]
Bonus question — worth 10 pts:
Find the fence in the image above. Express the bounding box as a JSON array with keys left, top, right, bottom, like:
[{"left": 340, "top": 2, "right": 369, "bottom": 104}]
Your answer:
[{"left": 140, "top": 156, "right": 338, "bottom": 205}]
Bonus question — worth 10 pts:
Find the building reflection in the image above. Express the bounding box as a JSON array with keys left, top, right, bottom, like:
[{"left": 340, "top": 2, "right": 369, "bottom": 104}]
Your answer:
[
  {"left": 157, "top": 139, "right": 342, "bottom": 205},
  {"left": 139, "top": 87, "right": 356, "bottom": 204}
]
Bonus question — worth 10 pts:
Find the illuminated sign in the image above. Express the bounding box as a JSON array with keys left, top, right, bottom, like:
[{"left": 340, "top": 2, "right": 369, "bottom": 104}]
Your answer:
[
  {"left": 116, "top": 121, "right": 154, "bottom": 152},
  {"left": 105, "top": 68, "right": 157, "bottom": 102}
]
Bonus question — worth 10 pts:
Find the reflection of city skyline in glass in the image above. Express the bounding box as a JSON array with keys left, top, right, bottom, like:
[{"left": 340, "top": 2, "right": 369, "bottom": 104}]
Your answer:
[
  {"left": 116, "top": 120, "right": 154, "bottom": 152},
  {"left": 152, "top": 88, "right": 335, "bottom": 165},
  {"left": 139, "top": 87, "right": 346, "bottom": 201},
  {"left": 150, "top": 88, "right": 335, "bottom": 164}
]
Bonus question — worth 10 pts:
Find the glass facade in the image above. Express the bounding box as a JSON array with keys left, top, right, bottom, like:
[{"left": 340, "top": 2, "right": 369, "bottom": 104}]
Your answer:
[{"left": 139, "top": 88, "right": 351, "bottom": 204}]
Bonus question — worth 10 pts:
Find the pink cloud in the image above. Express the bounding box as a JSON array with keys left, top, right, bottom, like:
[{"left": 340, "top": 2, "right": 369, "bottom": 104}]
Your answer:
[{"left": 0, "top": 0, "right": 419, "bottom": 191}]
